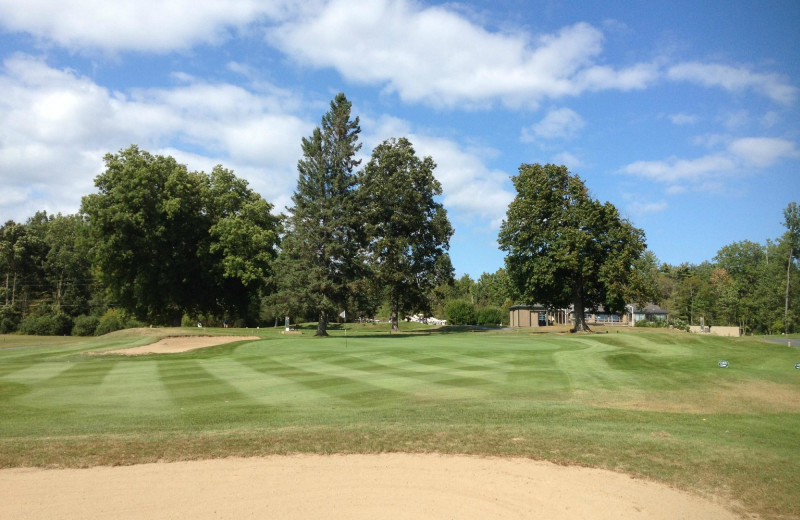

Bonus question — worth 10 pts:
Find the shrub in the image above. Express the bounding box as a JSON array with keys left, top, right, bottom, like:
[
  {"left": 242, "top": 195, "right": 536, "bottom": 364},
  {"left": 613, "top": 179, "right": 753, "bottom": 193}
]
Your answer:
[
  {"left": 476, "top": 306, "right": 504, "bottom": 327},
  {"left": 19, "top": 313, "right": 73, "bottom": 336},
  {"left": 72, "top": 315, "right": 100, "bottom": 336},
  {"left": 445, "top": 300, "right": 476, "bottom": 326},
  {"left": 0, "top": 307, "right": 20, "bottom": 333},
  {"left": 94, "top": 309, "right": 125, "bottom": 336},
  {"left": 670, "top": 317, "right": 689, "bottom": 332}
]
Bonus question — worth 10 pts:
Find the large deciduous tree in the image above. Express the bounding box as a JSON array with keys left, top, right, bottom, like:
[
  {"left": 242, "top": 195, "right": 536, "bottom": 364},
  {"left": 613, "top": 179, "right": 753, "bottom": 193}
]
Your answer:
[
  {"left": 359, "top": 137, "right": 454, "bottom": 331},
  {"left": 276, "top": 93, "right": 365, "bottom": 336},
  {"left": 498, "top": 163, "right": 646, "bottom": 332},
  {"left": 81, "top": 145, "right": 278, "bottom": 324}
]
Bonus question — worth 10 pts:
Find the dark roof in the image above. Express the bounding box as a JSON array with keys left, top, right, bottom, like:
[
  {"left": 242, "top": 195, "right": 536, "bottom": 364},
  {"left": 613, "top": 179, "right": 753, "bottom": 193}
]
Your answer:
[
  {"left": 631, "top": 303, "right": 668, "bottom": 314},
  {"left": 509, "top": 304, "right": 547, "bottom": 311}
]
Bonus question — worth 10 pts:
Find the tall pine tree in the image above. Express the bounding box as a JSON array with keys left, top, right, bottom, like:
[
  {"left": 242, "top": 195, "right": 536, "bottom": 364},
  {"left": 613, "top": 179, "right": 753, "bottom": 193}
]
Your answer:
[{"left": 276, "top": 93, "right": 365, "bottom": 336}]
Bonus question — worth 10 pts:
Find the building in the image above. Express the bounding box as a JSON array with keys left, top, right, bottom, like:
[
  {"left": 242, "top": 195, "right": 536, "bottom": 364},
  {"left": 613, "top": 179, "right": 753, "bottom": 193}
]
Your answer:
[
  {"left": 627, "top": 304, "right": 669, "bottom": 325},
  {"left": 509, "top": 305, "right": 569, "bottom": 328},
  {"left": 511, "top": 303, "right": 669, "bottom": 328}
]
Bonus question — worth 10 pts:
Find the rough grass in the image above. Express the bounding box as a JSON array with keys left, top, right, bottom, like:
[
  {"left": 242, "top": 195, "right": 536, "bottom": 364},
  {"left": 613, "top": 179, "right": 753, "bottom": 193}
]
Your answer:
[{"left": 1, "top": 326, "right": 798, "bottom": 519}]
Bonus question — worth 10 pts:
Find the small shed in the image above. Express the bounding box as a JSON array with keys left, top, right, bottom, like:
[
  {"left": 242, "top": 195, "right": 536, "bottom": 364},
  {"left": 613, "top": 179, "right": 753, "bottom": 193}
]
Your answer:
[{"left": 509, "top": 304, "right": 549, "bottom": 328}]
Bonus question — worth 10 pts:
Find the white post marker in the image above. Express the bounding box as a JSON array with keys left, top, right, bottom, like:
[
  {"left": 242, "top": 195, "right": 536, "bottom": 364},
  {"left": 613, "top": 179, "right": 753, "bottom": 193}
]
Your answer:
[{"left": 339, "top": 310, "right": 347, "bottom": 348}]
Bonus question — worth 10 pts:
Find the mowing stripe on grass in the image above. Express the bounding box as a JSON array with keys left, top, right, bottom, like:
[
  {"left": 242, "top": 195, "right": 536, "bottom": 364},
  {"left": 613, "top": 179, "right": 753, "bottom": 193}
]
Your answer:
[
  {"left": 260, "top": 357, "right": 411, "bottom": 405},
  {"left": 0, "top": 361, "right": 74, "bottom": 384},
  {"left": 281, "top": 352, "right": 492, "bottom": 399},
  {"left": 198, "top": 359, "right": 333, "bottom": 406},
  {"left": 95, "top": 360, "right": 172, "bottom": 411},
  {"left": 157, "top": 360, "right": 264, "bottom": 411},
  {"left": 27, "top": 359, "right": 117, "bottom": 390}
]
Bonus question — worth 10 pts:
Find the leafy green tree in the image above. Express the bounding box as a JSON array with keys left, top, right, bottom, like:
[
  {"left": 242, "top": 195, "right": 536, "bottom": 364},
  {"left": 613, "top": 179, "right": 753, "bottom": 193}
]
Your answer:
[
  {"left": 474, "top": 269, "right": 511, "bottom": 308},
  {"left": 41, "top": 213, "right": 94, "bottom": 316},
  {"left": 714, "top": 240, "right": 765, "bottom": 333},
  {"left": 782, "top": 202, "right": 800, "bottom": 333},
  {"left": 202, "top": 165, "right": 280, "bottom": 319},
  {"left": 0, "top": 218, "right": 48, "bottom": 314},
  {"left": 359, "top": 137, "right": 453, "bottom": 331},
  {"left": 426, "top": 255, "right": 458, "bottom": 319},
  {"left": 275, "top": 93, "right": 365, "bottom": 336},
  {"left": 82, "top": 146, "right": 208, "bottom": 323},
  {"left": 709, "top": 267, "right": 738, "bottom": 325},
  {"left": 498, "top": 164, "right": 646, "bottom": 332},
  {"left": 82, "top": 145, "right": 278, "bottom": 325},
  {"left": 625, "top": 250, "right": 662, "bottom": 308}
]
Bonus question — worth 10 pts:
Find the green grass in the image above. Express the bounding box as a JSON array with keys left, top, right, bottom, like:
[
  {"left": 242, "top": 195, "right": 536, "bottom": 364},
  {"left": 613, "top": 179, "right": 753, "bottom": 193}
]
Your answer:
[{"left": 1, "top": 326, "right": 799, "bottom": 519}]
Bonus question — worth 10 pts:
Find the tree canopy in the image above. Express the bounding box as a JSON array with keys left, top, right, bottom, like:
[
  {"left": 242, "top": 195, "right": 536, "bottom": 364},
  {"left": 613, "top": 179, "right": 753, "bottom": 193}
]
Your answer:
[
  {"left": 81, "top": 145, "right": 278, "bottom": 325},
  {"left": 359, "top": 137, "right": 453, "bottom": 331},
  {"left": 498, "top": 163, "right": 646, "bottom": 332}
]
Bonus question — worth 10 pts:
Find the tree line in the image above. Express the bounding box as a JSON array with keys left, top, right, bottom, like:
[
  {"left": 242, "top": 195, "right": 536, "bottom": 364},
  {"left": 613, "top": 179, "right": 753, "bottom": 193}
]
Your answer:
[
  {"left": 0, "top": 94, "right": 454, "bottom": 335},
  {"left": 1, "top": 93, "right": 797, "bottom": 335}
]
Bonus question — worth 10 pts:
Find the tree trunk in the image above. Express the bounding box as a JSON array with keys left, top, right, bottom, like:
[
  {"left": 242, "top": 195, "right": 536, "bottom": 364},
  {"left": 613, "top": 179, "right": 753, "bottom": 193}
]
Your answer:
[
  {"left": 571, "top": 290, "right": 591, "bottom": 333},
  {"left": 390, "top": 304, "right": 399, "bottom": 332},
  {"left": 316, "top": 310, "right": 329, "bottom": 336},
  {"left": 55, "top": 274, "right": 63, "bottom": 311},
  {"left": 786, "top": 247, "right": 792, "bottom": 335}
]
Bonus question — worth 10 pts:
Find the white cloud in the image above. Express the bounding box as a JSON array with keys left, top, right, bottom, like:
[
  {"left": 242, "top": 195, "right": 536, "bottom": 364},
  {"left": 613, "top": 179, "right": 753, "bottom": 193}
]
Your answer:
[
  {"left": 0, "top": 54, "right": 514, "bottom": 228},
  {"left": 721, "top": 109, "right": 750, "bottom": 130},
  {"left": 521, "top": 107, "right": 585, "bottom": 141},
  {"left": 269, "top": 0, "right": 657, "bottom": 108},
  {"left": 728, "top": 137, "right": 799, "bottom": 167},
  {"left": 0, "top": 0, "right": 296, "bottom": 52},
  {"left": 668, "top": 62, "right": 798, "bottom": 104},
  {"left": 665, "top": 185, "right": 687, "bottom": 195},
  {"left": 620, "top": 154, "right": 736, "bottom": 183},
  {"left": 628, "top": 200, "right": 668, "bottom": 215},
  {"left": 620, "top": 136, "right": 799, "bottom": 187},
  {"left": 0, "top": 55, "right": 310, "bottom": 221},
  {"left": 668, "top": 113, "right": 698, "bottom": 126},
  {"left": 551, "top": 152, "right": 583, "bottom": 169}
]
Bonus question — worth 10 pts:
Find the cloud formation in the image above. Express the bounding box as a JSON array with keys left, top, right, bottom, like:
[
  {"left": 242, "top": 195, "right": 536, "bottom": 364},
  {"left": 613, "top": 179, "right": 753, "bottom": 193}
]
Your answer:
[
  {"left": 0, "top": 55, "right": 309, "bottom": 220},
  {"left": 0, "top": 0, "right": 291, "bottom": 52},
  {"left": 269, "top": 0, "right": 656, "bottom": 108},
  {"left": 522, "top": 107, "right": 585, "bottom": 141},
  {"left": 668, "top": 62, "right": 798, "bottom": 105},
  {"left": 620, "top": 136, "right": 798, "bottom": 185}
]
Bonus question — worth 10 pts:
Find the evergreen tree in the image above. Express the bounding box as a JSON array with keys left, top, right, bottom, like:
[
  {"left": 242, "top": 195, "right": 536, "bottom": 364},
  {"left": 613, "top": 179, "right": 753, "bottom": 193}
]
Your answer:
[{"left": 276, "top": 93, "right": 365, "bottom": 336}]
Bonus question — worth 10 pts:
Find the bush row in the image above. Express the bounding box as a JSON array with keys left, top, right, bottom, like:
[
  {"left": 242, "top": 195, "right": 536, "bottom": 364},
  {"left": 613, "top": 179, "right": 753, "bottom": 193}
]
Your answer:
[
  {"left": 444, "top": 301, "right": 507, "bottom": 327},
  {"left": 1, "top": 309, "right": 140, "bottom": 336}
]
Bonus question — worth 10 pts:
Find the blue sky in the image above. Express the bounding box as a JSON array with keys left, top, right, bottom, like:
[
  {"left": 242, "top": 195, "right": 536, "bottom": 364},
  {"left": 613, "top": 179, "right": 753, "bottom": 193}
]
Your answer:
[{"left": 0, "top": 0, "right": 798, "bottom": 279}]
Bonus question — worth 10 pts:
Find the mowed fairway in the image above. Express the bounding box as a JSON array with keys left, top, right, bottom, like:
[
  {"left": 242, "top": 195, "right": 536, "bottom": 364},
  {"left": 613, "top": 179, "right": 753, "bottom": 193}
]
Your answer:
[{"left": 1, "top": 327, "right": 798, "bottom": 519}]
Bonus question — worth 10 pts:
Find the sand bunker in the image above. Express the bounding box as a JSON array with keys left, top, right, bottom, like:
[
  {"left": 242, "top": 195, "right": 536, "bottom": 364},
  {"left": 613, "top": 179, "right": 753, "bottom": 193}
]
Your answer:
[
  {"left": 104, "top": 335, "right": 260, "bottom": 355},
  {"left": 0, "top": 454, "right": 741, "bottom": 519}
]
